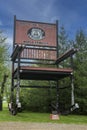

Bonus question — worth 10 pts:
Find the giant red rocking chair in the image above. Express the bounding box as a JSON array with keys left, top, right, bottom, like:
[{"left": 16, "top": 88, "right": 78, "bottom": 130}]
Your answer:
[{"left": 9, "top": 16, "right": 78, "bottom": 115}]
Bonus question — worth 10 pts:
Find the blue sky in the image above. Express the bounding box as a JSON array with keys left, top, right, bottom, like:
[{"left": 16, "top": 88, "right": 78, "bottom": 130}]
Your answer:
[{"left": 0, "top": 0, "right": 87, "bottom": 49}]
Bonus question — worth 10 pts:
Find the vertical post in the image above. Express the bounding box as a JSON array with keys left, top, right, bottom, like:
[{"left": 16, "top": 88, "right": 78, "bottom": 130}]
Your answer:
[
  {"left": 56, "top": 20, "right": 59, "bottom": 114},
  {"left": 56, "top": 20, "right": 59, "bottom": 58},
  {"left": 11, "top": 15, "right": 16, "bottom": 103},
  {"left": 70, "top": 55, "right": 75, "bottom": 106},
  {"left": 48, "top": 81, "right": 51, "bottom": 111},
  {"left": 56, "top": 81, "right": 59, "bottom": 114},
  {"left": 71, "top": 74, "right": 75, "bottom": 105},
  {"left": 13, "top": 15, "right": 16, "bottom": 49},
  {"left": 16, "top": 51, "right": 20, "bottom": 105}
]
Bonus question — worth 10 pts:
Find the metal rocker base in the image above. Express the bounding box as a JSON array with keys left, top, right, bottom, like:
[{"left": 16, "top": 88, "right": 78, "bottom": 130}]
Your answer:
[
  {"left": 61, "top": 103, "right": 79, "bottom": 115},
  {"left": 8, "top": 102, "right": 22, "bottom": 115}
]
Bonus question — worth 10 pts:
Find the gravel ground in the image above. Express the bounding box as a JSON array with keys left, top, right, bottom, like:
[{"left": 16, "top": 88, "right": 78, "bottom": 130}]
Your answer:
[{"left": 0, "top": 122, "right": 87, "bottom": 130}]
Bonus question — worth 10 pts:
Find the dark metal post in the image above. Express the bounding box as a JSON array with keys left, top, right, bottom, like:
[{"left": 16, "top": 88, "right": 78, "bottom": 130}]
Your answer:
[
  {"left": 11, "top": 15, "right": 16, "bottom": 103},
  {"left": 71, "top": 74, "right": 75, "bottom": 106},
  {"left": 16, "top": 51, "right": 21, "bottom": 105},
  {"left": 56, "top": 81, "right": 59, "bottom": 114},
  {"left": 70, "top": 55, "right": 75, "bottom": 106},
  {"left": 56, "top": 20, "right": 59, "bottom": 58},
  {"left": 56, "top": 20, "right": 59, "bottom": 114}
]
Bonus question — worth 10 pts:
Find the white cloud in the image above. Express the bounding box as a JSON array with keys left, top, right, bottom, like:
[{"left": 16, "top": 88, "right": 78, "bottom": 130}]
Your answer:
[
  {"left": 6, "top": 37, "right": 13, "bottom": 54},
  {"left": 5, "top": 0, "right": 56, "bottom": 23},
  {"left": 7, "top": 37, "right": 13, "bottom": 44}
]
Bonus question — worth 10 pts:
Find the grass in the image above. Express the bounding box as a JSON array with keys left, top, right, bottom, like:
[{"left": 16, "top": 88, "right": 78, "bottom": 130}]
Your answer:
[{"left": 0, "top": 102, "right": 87, "bottom": 124}]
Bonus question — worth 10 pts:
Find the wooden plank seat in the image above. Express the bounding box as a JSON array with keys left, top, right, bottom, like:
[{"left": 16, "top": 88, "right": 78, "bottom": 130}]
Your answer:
[{"left": 13, "top": 66, "right": 73, "bottom": 80}]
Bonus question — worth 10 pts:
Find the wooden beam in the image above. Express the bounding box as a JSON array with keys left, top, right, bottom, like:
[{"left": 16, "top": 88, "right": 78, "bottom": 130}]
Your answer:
[
  {"left": 55, "top": 48, "right": 78, "bottom": 64},
  {"left": 20, "top": 85, "right": 56, "bottom": 89},
  {"left": 11, "top": 45, "right": 25, "bottom": 61}
]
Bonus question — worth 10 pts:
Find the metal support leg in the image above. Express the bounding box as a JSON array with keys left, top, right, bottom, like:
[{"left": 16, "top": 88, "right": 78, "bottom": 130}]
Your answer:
[
  {"left": 16, "top": 52, "right": 21, "bottom": 110},
  {"left": 11, "top": 61, "right": 14, "bottom": 102},
  {"left": 16, "top": 81, "right": 20, "bottom": 104},
  {"left": 71, "top": 74, "right": 75, "bottom": 106},
  {"left": 16, "top": 80, "right": 21, "bottom": 109},
  {"left": 56, "top": 81, "right": 59, "bottom": 114},
  {"left": 9, "top": 61, "right": 15, "bottom": 111},
  {"left": 9, "top": 73, "right": 17, "bottom": 115},
  {"left": 70, "top": 55, "right": 75, "bottom": 106},
  {"left": 70, "top": 74, "right": 79, "bottom": 111},
  {"left": 70, "top": 55, "right": 79, "bottom": 112}
]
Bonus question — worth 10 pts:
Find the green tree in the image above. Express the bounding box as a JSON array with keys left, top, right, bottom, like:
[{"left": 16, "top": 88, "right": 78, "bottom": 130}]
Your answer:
[
  {"left": 58, "top": 28, "right": 87, "bottom": 115},
  {"left": 73, "top": 30, "right": 87, "bottom": 114},
  {"left": 19, "top": 80, "right": 57, "bottom": 112},
  {"left": 0, "top": 30, "right": 10, "bottom": 110},
  {"left": 59, "top": 25, "right": 69, "bottom": 55},
  {"left": 0, "top": 31, "right": 9, "bottom": 80},
  {"left": 58, "top": 26, "right": 72, "bottom": 112}
]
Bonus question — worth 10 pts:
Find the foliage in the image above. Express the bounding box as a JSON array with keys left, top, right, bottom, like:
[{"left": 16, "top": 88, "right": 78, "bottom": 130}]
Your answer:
[
  {"left": 58, "top": 27, "right": 87, "bottom": 115},
  {"left": 58, "top": 25, "right": 69, "bottom": 54},
  {"left": 0, "top": 30, "right": 10, "bottom": 105},
  {"left": 0, "top": 31, "right": 10, "bottom": 79},
  {"left": 58, "top": 26, "right": 72, "bottom": 112},
  {"left": 20, "top": 81, "right": 57, "bottom": 112},
  {"left": 73, "top": 30, "right": 87, "bottom": 114}
]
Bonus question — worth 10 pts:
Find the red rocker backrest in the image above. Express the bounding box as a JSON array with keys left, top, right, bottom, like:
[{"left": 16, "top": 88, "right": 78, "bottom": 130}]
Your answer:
[{"left": 13, "top": 16, "right": 58, "bottom": 64}]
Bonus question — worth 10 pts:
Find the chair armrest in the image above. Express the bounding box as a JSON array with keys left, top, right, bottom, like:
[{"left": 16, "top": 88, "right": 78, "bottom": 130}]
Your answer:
[
  {"left": 11, "top": 45, "right": 25, "bottom": 61},
  {"left": 55, "top": 48, "right": 78, "bottom": 64}
]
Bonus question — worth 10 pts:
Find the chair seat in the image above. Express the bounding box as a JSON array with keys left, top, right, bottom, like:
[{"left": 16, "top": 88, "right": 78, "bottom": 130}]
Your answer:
[{"left": 13, "top": 66, "right": 73, "bottom": 80}]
